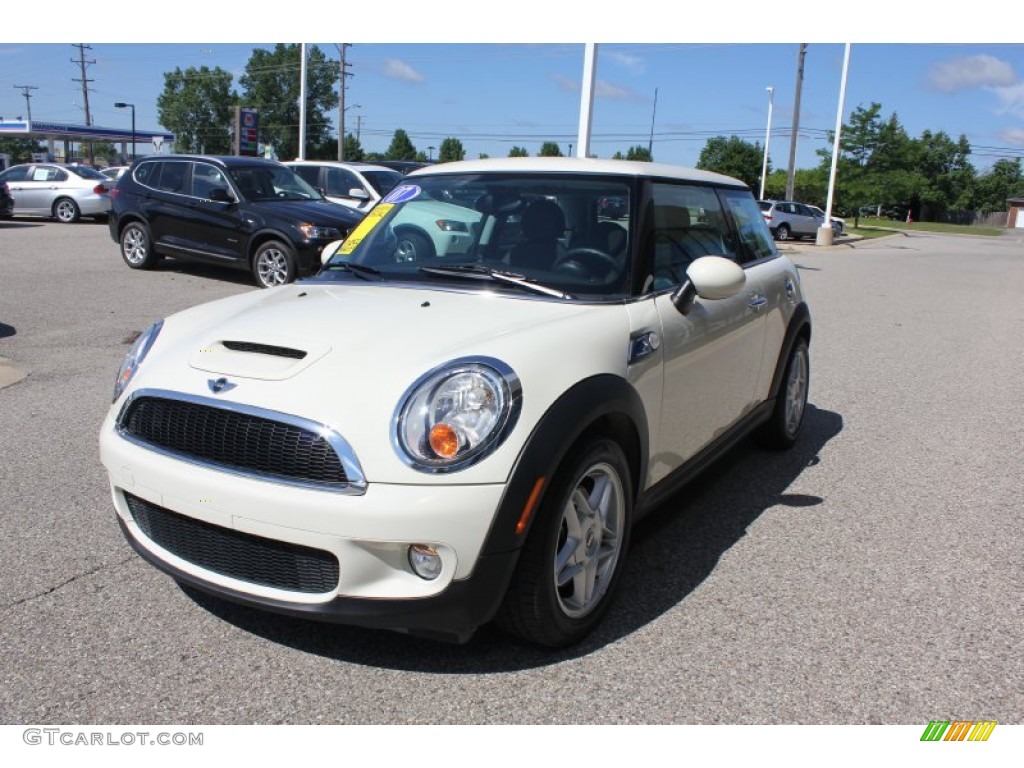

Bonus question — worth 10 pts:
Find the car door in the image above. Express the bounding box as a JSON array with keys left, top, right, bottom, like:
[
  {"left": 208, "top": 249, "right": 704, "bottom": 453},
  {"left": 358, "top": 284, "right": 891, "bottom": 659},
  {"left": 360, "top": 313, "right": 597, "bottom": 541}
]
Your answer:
[
  {"left": 0, "top": 165, "right": 39, "bottom": 214},
  {"left": 645, "top": 182, "right": 768, "bottom": 476},
  {"left": 179, "top": 161, "right": 248, "bottom": 264},
  {"left": 796, "top": 203, "right": 822, "bottom": 236},
  {"left": 8, "top": 165, "right": 61, "bottom": 215}
]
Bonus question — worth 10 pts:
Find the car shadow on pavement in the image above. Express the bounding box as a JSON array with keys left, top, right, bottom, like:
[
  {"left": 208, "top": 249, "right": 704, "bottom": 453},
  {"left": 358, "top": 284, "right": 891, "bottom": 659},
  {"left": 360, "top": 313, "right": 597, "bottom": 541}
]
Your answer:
[
  {"left": 151, "top": 258, "right": 259, "bottom": 288},
  {"left": 182, "top": 403, "right": 843, "bottom": 672}
]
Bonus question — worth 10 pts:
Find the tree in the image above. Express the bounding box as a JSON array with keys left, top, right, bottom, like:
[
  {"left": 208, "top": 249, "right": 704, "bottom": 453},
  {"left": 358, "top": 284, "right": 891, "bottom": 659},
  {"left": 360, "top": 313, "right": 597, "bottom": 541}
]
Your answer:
[
  {"left": 539, "top": 142, "right": 563, "bottom": 157},
  {"left": 157, "top": 66, "right": 235, "bottom": 154},
  {"left": 342, "top": 133, "right": 365, "bottom": 162},
  {"left": 438, "top": 137, "right": 465, "bottom": 162},
  {"left": 508, "top": 146, "right": 529, "bottom": 157},
  {"left": 0, "top": 137, "right": 46, "bottom": 163},
  {"left": 971, "top": 158, "right": 1024, "bottom": 214},
  {"left": 385, "top": 129, "right": 417, "bottom": 160},
  {"left": 696, "top": 136, "right": 763, "bottom": 189},
  {"left": 239, "top": 44, "right": 337, "bottom": 161},
  {"left": 625, "top": 145, "right": 653, "bottom": 162}
]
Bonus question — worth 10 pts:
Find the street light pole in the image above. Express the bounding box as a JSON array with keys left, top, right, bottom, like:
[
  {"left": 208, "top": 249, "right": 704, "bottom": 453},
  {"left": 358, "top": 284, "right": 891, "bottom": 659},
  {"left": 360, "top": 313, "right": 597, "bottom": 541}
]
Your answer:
[
  {"left": 114, "top": 102, "right": 135, "bottom": 162},
  {"left": 759, "top": 86, "right": 774, "bottom": 200}
]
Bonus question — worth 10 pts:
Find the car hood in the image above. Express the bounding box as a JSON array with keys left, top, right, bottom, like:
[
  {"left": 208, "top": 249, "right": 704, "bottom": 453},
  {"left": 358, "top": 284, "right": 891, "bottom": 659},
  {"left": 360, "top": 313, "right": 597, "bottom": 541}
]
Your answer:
[
  {"left": 129, "top": 283, "right": 632, "bottom": 484},
  {"left": 250, "top": 199, "right": 364, "bottom": 227}
]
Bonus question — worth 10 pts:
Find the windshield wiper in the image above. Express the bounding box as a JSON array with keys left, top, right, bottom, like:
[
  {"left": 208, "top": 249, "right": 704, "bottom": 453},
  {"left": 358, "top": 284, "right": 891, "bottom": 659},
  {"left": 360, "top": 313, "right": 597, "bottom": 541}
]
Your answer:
[
  {"left": 419, "top": 264, "right": 572, "bottom": 299},
  {"left": 324, "top": 261, "right": 382, "bottom": 280}
]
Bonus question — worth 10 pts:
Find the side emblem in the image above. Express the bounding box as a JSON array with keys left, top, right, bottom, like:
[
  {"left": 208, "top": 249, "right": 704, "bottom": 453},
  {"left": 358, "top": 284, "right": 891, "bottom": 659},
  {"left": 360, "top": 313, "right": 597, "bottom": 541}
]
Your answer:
[{"left": 208, "top": 377, "right": 236, "bottom": 394}]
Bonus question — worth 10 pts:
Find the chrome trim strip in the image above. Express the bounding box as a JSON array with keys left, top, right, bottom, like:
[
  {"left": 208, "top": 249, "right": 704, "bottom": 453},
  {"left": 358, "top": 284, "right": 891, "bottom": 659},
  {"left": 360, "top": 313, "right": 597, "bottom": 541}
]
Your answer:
[{"left": 115, "top": 388, "right": 367, "bottom": 495}]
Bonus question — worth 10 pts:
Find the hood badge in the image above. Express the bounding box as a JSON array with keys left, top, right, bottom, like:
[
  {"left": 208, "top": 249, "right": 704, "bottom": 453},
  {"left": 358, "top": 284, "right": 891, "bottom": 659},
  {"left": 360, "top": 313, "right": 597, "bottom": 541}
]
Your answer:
[{"left": 208, "top": 377, "right": 237, "bottom": 395}]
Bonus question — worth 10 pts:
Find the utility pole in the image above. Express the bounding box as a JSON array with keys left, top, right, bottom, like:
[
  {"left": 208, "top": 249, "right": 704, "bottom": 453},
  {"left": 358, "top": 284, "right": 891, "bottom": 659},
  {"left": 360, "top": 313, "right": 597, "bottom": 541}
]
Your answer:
[
  {"left": 648, "top": 87, "right": 658, "bottom": 158},
  {"left": 13, "top": 85, "right": 38, "bottom": 123},
  {"left": 71, "top": 43, "right": 96, "bottom": 163},
  {"left": 785, "top": 43, "right": 807, "bottom": 201},
  {"left": 335, "top": 44, "right": 353, "bottom": 161}
]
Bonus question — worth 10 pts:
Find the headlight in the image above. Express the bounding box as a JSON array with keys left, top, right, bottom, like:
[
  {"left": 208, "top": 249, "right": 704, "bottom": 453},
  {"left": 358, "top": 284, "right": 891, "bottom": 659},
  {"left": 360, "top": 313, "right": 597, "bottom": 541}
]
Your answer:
[
  {"left": 299, "top": 223, "right": 341, "bottom": 240},
  {"left": 113, "top": 319, "right": 163, "bottom": 402},
  {"left": 394, "top": 357, "right": 521, "bottom": 472}
]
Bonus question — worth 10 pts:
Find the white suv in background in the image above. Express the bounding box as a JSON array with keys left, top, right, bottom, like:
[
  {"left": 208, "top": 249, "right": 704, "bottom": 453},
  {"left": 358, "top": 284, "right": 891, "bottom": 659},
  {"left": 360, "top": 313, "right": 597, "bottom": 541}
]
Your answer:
[{"left": 286, "top": 161, "right": 402, "bottom": 214}]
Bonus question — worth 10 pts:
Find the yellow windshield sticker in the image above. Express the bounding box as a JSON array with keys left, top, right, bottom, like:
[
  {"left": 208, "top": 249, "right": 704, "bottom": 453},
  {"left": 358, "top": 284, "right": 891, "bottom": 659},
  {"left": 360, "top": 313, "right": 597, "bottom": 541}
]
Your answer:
[{"left": 340, "top": 203, "right": 394, "bottom": 255}]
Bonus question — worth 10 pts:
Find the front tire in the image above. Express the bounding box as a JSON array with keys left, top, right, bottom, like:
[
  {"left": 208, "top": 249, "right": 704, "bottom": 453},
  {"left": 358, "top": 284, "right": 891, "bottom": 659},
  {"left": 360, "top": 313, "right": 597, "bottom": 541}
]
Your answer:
[
  {"left": 755, "top": 337, "right": 809, "bottom": 450},
  {"left": 775, "top": 223, "right": 791, "bottom": 241},
  {"left": 252, "top": 240, "right": 296, "bottom": 288},
  {"left": 120, "top": 222, "right": 159, "bottom": 269},
  {"left": 53, "top": 197, "right": 80, "bottom": 224},
  {"left": 394, "top": 229, "right": 435, "bottom": 262},
  {"left": 497, "top": 438, "right": 632, "bottom": 648}
]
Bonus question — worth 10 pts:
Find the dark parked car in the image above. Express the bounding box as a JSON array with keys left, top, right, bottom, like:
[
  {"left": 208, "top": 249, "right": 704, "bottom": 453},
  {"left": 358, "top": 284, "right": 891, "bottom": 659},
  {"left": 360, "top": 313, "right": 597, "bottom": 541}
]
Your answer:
[
  {"left": 371, "top": 159, "right": 431, "bottom": 175},
  {"left": 0, "top": 180, "right": 13, "bottom": 219},
  {"left": 108, "top": 155, "right": 364, "bottom": 288}
]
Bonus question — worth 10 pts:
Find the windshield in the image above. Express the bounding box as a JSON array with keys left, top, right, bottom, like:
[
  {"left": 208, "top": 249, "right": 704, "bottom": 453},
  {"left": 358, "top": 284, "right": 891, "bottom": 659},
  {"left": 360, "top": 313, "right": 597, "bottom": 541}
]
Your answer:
[
  {"left": 229, "top": 165, "right": 322, "bottom": 202},
  {"left": 323, "top": 172, "right": 634, "bottom": 299}
]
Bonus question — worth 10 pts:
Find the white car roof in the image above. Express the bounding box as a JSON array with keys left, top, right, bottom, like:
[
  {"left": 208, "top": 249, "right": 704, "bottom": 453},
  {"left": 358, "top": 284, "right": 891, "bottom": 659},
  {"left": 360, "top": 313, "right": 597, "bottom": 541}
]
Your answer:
[
  {"left": 285, "top": 160, "right": 396, "bottom": 174},
  {"left": 406, "top": 156, "right": 748, "bottom": 188}
]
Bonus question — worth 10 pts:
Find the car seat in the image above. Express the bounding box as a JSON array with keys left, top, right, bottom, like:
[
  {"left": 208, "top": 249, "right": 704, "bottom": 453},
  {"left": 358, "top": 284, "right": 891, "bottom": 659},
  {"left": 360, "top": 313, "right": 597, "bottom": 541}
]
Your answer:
[{"left": 510, "top": 199, "right": 566, "bottom": 271}]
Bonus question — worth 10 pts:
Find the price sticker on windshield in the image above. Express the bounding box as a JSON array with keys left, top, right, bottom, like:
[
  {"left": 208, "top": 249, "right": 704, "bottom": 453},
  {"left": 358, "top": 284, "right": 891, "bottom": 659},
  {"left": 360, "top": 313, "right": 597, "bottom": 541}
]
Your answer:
[{"left": 340, "top": 203, "right": 395, "bottom": 255}]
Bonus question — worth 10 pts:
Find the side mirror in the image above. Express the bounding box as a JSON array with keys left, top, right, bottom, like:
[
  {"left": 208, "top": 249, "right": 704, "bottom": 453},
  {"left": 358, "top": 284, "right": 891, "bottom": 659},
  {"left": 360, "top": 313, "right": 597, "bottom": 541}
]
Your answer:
[
  {"left": 348, "top": 188, "right": 371, "bottom": 201},
  {"left": 320, "top": 239, "right": 346, "bottom": 266},
  {"left": 671, "top": 256, "right": 746, "bottom": 314},
  {"left": 208, "top": 187, "right": 233, "bottom": 203}
]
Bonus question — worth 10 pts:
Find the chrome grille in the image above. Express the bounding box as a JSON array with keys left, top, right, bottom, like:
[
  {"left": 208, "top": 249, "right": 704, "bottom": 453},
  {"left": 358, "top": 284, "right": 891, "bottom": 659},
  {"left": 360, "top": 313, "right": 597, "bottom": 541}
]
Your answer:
[{"left": 117, "top": 392, "right": 364, "bottom": 492}]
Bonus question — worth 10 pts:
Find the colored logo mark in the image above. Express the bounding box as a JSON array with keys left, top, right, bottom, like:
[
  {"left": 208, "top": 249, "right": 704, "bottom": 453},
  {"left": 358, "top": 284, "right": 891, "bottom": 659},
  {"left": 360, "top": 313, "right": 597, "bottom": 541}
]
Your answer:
[{"left": 920, "top": 720, "right": 996, "bottom": 742}]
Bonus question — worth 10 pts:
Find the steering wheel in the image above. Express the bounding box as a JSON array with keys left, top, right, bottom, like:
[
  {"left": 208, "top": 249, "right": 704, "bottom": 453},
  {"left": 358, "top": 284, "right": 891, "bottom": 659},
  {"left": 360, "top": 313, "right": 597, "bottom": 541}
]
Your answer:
[{"left": 553, "top": 247, "right": 618, "bottom": 277}]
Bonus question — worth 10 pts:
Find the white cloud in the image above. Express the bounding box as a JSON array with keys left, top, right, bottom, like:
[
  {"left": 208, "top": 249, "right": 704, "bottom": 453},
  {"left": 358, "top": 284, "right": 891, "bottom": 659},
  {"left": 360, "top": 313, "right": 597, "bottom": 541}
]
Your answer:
[
  {"left": 996, "top": 126, "right": 1024, "bottom": 147},
  {"left": 990, "top": 82, "right": 1024, "bottom": 119},
  {"left": 550, "top": 74, "right": 642, "bottom": 101},
  {"left": 382, "top": 59, "right": 424, "bottom": 83},
  {"left": 606, "top": 51, "right": 644, "bottom": 75},
  {"left": 927, "top": 55, "right": 1016, "bottom": 92}
]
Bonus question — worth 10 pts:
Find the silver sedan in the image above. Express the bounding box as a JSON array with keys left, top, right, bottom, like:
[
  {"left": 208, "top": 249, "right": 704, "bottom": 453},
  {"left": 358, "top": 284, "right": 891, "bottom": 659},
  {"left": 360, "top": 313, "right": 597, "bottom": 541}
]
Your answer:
[{"left": 0, "top": 162, "right": 112, "bottom": 223}]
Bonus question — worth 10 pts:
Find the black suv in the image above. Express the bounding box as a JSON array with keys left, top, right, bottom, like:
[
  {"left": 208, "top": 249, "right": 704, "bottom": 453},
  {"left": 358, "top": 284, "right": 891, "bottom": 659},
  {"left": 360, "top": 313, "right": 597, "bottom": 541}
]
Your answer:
[
  {"left": 0, "top": 180, "right": 13, "bottom": 219},
  {"left": 109, "top": 155, "right": 364, "bottom": 288}
]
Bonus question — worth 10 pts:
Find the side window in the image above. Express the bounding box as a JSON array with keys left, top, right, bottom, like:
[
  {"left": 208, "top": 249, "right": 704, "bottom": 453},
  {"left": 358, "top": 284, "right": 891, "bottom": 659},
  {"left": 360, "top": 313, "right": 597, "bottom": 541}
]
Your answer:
[
  {"left": 191, "top": 163, "right": 228, "bottom": 199},
  {"left": 155, "top": 161, "right": 189, "bottom": 194},
  {"left": 719, "top": 188, "right": 777, "bottom": 263},
  {"left": 1, "top": 166, "right": 31, "bottom": 182},
  {"left": 134, "top": 161, "right": 158, "bottom": 187},
  {"left": 647, "top": 183, "right": 736, "bottom": 290},
  {"left": 325, "top": 167, "right": 362, "bottom": 197}
]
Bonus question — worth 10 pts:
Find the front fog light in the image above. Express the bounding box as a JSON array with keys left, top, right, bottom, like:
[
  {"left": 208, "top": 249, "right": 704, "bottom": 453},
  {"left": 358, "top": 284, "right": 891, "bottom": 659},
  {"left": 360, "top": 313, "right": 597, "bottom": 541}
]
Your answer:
[{"left": 408, "top": 544, "right": 442, "bottom": 580}]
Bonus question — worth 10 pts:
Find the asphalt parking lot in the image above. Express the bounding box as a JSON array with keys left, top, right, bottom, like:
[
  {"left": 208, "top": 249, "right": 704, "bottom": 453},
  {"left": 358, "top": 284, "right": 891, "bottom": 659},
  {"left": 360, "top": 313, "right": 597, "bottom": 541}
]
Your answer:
[{"left": 0, "top": 219, "right": 1021, "bottom": 728}]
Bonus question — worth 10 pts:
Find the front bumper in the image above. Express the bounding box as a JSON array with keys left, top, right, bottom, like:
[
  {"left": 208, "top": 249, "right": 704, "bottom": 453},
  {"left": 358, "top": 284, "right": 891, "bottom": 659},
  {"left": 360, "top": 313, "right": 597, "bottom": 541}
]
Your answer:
[{"left": 100, "top": 423, "right": 518, "bottom": 641}]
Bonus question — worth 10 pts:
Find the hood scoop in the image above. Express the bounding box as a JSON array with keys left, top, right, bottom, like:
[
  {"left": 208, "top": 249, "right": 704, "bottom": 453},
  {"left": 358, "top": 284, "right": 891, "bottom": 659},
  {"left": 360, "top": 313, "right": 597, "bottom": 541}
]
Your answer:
[
  {"left": 189, "top": 336, "right": 328, "bottom": 381},
  {"left": 221, "top": 341, "right": 307, "bottom": 360}
]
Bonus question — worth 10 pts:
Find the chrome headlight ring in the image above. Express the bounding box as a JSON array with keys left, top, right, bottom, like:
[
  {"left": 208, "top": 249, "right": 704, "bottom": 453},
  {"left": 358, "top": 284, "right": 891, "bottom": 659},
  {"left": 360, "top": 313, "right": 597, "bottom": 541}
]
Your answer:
[{"left": 393, "top": 356, "right": 522, "bottom": 473}]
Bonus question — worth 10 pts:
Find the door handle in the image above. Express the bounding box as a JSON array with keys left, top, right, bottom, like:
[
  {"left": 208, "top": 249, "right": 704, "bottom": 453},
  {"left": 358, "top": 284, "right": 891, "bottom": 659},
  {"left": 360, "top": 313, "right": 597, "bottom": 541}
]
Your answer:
[{"left": 748, "top": 294, "right": 768, "bottom": 310}]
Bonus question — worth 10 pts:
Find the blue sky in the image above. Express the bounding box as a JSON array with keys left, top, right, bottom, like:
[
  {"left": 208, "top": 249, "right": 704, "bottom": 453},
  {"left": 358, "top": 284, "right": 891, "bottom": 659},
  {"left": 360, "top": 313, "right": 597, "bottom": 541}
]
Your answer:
[{"left": 2, "top": 3, "right": 1023, "bottom": 171}]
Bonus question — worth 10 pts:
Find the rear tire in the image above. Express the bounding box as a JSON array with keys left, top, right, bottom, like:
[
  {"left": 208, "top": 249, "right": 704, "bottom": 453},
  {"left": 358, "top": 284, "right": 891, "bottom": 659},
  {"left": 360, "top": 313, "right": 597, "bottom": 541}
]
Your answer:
[
  {"left": 53, "top": 197, "right": 80, "bottom": 224},
  {"left": 775, "top": 223, "right": 791, "bottom": 241},
  {"left": 120, "top": 222, "right": 159, "bottom": 269},
  {"left": 497, "top": 438, "right": 632, "bottom": 648}
]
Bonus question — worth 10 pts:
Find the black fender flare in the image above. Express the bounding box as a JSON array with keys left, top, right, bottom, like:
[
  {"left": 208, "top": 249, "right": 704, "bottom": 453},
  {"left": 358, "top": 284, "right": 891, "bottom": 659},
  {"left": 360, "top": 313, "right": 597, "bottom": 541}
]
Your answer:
[
  {"left": 768, "top": 302, "right": 812, "bottom": 400},
  {"left": 480, "top": 374, "right": 649, "bottom": 556}
]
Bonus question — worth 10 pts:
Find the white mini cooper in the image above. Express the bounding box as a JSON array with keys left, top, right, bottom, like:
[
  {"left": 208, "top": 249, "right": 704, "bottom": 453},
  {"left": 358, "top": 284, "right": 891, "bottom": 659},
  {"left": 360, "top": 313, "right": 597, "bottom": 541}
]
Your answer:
[{"left": 100, "top": 158, "right": 811, "bottom": 648}]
